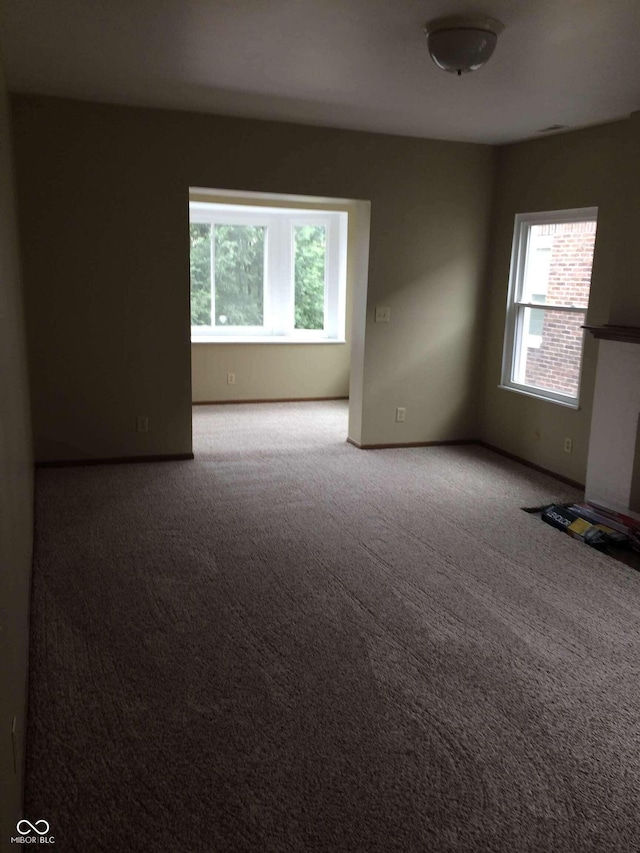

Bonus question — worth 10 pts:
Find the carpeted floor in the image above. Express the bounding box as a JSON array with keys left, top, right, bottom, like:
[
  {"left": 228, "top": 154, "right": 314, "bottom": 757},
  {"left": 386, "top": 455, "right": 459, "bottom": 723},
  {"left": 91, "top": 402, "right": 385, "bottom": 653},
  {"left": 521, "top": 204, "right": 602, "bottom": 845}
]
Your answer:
[{"left": 25, "top": 401, "right": 640, "bottom": 851}]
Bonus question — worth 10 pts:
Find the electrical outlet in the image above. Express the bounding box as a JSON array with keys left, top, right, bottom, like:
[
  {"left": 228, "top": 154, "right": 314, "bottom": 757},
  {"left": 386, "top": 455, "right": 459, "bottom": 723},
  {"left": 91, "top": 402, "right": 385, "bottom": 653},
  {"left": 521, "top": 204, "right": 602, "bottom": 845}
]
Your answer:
[
  {"left": 564, "top": 436, "right": 573, "bottom": 454},
  {"left": 375, "top": 306, "right": 391, "bottom": 324},
  {"left": 136, "top": 415, "right": 149, "bottom": 433},
  {"left": 227, "top": 372, "right": 236, "bottom": 385},
  {"left": 396, "top": 407, "right": 406, "bottom": 423}
]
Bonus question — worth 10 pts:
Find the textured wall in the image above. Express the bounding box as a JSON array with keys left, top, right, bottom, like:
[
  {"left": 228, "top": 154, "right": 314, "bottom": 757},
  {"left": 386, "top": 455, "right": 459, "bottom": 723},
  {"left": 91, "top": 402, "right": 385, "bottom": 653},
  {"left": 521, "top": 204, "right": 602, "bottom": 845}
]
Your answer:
[{"left": 0, "top": 55, "right": 33, "bottom": 846}]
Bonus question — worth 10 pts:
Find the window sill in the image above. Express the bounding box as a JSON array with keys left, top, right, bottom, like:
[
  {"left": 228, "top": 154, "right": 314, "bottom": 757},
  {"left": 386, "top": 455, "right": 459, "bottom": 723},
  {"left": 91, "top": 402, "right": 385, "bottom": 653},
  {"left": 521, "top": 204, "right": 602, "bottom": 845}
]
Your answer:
[
  {"left": 498, "top": 383, "right": 580, "bottom": 409},
  {"left": 191, "top": 336, "right": 346, "bottom": 345}
]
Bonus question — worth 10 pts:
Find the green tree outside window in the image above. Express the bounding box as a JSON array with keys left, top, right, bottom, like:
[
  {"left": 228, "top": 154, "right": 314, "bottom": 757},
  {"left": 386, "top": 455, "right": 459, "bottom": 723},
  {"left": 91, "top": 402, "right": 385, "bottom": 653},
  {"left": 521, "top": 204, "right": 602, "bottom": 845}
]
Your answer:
[{"left": 294, "top": 225, "right": 326, "bottom": 330}]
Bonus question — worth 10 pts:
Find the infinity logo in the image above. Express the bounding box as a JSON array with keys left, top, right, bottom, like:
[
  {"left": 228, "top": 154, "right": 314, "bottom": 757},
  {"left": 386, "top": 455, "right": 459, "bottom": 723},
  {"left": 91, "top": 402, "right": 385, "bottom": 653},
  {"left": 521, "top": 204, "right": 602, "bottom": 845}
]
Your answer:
[{"left": 16, "top": 819, "right": 50, "bottom": 836}]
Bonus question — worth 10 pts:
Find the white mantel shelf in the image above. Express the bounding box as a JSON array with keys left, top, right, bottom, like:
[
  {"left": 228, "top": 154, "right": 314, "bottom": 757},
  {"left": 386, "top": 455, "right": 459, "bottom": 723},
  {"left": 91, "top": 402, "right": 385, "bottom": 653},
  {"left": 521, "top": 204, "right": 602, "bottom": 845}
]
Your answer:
[{"left": 583, "top": 324, "right": 640, "bottom": 344}]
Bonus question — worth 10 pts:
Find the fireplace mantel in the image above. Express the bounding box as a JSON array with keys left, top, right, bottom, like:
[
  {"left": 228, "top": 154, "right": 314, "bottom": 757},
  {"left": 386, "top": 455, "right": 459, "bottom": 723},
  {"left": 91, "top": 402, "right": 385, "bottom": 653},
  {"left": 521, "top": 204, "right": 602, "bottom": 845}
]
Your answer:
[{"left": 583, "top": 324, "right": 640, "bottom": 344}]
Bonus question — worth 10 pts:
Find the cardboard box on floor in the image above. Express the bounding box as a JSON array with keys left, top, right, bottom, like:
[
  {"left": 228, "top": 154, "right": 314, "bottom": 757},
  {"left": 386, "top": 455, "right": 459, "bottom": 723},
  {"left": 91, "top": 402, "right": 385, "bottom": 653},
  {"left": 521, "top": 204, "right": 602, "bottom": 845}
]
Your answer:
[{"left": 538, "top": 502, "right": 640, "bottom": 570}]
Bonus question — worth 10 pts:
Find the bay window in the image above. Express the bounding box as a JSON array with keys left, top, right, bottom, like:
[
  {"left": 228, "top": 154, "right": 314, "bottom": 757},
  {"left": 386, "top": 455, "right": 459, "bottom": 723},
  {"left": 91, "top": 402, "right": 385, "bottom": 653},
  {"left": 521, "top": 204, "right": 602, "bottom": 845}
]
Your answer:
[{"left": 189, "top": 201, "right": 347, "bottom": 342}]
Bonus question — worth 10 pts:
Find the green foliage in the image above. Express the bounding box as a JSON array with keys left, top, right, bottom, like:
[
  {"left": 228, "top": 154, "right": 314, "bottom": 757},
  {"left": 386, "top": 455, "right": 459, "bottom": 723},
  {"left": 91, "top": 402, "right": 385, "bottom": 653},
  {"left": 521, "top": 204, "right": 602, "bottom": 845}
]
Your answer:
[
  {"left": 189, "top": 221, "right": 327, "bottom": 331},
  {"left": 214, "top": 225, "right": 265, "bottom": 326},
  {"left": 190, "top": 224, "right": 211, "bottom": 326},
  {"left": 294, "top": 225, "right": 326, "bottom": 330}
]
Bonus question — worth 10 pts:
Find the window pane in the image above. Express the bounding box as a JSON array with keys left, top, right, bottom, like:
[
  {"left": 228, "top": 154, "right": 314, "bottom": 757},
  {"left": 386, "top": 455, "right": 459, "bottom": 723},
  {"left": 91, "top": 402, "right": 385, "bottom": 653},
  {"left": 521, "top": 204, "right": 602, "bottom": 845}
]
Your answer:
[
  {"left": 524, "top": 306, "right": 544, "bottom": 349},
  {"left": 294, "top": 225, "right": 326, "bottom": 330},
  {"left": 516, "top": 308, "right": 586, "bottom": 397},
  {"left": 214, "top": 225, "right": 265, "bottom": 326},
  {"left": 190, "top": 223, "right": 212, "bottom": 326},
  {"left": 521, "top": 232, "right": 551, "bottom": 304},
  {"left": 521, "top": 221, "right": 596, "bottom": 308}
]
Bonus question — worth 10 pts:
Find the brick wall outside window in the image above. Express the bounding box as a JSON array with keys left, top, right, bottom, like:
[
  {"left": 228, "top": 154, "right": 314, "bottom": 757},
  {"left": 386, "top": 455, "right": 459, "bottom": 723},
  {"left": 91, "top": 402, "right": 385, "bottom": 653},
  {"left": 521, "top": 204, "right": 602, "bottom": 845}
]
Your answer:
[{"left": 524, "top": 221, "right": 596, "bottom": 396}]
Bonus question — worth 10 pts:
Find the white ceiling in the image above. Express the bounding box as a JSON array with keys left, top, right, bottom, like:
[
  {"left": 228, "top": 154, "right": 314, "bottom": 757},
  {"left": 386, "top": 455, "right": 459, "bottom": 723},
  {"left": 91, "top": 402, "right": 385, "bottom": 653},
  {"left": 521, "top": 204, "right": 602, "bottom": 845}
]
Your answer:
[{"left": 1, "top": 0, "right": 639, "bottom": 145}]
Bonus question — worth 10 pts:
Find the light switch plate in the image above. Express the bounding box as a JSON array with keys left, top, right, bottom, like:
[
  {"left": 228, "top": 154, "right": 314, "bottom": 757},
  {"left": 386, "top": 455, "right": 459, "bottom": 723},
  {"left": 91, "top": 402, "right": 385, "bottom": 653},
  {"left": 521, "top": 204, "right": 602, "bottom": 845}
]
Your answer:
[{"left": 375, "top": 306, "right": 391, "bottom": 323}]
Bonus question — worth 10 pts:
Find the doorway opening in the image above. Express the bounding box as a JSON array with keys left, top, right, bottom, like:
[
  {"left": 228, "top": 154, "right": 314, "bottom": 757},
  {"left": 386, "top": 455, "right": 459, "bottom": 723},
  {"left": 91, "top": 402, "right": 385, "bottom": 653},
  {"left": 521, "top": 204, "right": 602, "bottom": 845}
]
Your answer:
[{"left": 187, "top": 187, "right": 371, "bottom": 450}]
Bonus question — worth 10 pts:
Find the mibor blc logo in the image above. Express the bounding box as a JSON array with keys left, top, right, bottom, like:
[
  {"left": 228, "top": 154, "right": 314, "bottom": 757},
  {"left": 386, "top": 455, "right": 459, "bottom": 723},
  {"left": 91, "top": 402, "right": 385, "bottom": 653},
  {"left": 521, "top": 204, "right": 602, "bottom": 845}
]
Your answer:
[{"left": 11, "top": 819, "right": 55, "bottom": 845}]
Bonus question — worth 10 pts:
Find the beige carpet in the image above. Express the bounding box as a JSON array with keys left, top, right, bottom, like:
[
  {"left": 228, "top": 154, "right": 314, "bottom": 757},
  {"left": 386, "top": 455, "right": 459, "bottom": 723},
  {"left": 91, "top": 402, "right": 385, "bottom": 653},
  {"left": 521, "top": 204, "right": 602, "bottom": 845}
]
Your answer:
[{"left": 25, "top": 401, "right": 640, "bottom": 851}]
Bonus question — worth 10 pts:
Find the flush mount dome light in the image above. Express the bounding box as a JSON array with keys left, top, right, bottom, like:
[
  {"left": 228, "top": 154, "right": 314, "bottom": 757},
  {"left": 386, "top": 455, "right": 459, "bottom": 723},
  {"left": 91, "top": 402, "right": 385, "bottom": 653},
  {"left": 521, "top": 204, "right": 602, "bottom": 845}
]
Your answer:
[{"left": 424, "top": 16, "right": 504, "bottom": 75}]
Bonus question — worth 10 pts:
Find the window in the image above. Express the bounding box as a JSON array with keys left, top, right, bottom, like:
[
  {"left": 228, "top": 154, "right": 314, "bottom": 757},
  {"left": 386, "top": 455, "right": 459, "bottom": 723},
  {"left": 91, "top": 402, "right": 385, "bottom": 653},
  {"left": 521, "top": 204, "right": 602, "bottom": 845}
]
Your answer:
[
  {"left": 189, "top": 201, "right": 347, "bottom": 342},
  {"left": 501, "top": 207, "right": 598, "bottom": 407}
]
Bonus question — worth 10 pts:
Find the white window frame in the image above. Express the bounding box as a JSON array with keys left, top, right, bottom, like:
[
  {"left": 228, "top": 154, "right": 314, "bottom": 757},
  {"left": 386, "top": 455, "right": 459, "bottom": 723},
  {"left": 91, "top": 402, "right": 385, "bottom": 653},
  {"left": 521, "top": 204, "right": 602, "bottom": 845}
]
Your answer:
[
  {"left": 500, "top": 207, "right": 598, "bottom": 408},
  {"left": 189, "top": 201, "right": 347, "bottom": 343}
]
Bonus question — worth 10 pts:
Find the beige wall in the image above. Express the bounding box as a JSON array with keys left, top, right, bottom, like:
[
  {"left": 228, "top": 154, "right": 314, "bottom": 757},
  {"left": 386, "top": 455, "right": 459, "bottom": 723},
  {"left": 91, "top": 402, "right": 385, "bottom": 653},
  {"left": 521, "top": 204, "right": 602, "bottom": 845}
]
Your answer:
[
  {"left": 359, "top": 178, "right": 495, "bottom": 445},
  {"left": 192, "top": 343, "right": 350, "bottom": 402},
  {"left": 11, "top": 95, "right": 495, "bottom": 460},
  {"left": 0, "top": 57, "right": 33, "bottom": 846},
  {"left": 480, "top": 118, "right": 637, "bottom": 483},
  {"left": 609, "top": 111, "right": 640, "bottom": 325}
]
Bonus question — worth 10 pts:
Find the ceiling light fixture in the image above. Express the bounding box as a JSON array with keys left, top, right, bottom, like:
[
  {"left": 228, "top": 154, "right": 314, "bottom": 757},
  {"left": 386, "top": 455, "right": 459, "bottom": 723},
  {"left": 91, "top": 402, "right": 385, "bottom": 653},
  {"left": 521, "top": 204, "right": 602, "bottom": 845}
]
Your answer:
[{"left": 424, "top": 16, "right": 504, "bottom": 76}]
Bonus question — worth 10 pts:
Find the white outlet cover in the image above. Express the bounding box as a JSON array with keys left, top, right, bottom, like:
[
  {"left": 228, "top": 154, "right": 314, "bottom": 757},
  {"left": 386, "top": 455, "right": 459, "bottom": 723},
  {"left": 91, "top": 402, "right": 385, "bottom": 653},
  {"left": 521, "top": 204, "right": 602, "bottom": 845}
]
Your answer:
[{"left": 375, "top": 306, "right": 391, "bottom": 323}]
